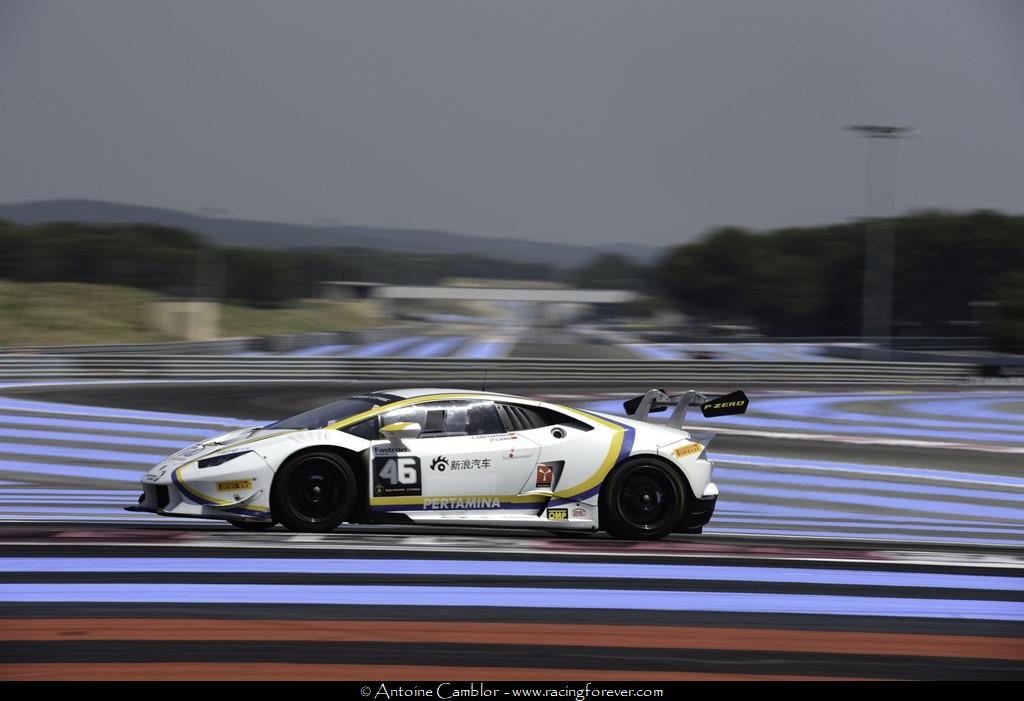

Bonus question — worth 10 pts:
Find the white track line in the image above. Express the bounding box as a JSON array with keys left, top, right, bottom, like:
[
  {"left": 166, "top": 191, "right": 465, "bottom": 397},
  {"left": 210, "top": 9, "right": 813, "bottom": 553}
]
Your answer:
[{"left": 703, "top": 425, "right": 1024, "bottom": 454}]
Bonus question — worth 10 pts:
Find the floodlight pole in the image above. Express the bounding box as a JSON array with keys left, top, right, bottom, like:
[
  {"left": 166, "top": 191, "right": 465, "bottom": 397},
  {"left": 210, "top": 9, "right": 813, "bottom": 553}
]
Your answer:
[{"left": 845, "top": 125, "right": 914, "bottom": 361}]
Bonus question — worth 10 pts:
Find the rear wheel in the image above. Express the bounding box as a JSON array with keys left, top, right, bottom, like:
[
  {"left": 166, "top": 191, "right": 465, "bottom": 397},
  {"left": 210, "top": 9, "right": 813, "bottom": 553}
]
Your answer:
[
  {"left": 600, "top": 457, "right": 685, "bottom": 540},
  {"left": 271, "top": 451, "right": 357, "bottom": 533},
  {"left": 228, "top": 519, "right": 277, "bottom": 531}
]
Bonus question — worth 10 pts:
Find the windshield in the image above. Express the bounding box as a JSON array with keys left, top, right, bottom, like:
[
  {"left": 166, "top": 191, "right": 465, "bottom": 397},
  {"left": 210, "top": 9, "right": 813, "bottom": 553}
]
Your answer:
[{"left": 266, "top": 394, "right": 397, "bottom": 430}]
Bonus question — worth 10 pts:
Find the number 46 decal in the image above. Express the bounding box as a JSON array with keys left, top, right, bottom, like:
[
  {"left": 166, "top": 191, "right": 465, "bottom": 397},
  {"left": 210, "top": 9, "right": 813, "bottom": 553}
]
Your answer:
[
  {"left": 379, "top": 457, "right": 419, "bottom": 485},
  {"left": 372, "top": 456, "right": 422, "bottom": 496}
]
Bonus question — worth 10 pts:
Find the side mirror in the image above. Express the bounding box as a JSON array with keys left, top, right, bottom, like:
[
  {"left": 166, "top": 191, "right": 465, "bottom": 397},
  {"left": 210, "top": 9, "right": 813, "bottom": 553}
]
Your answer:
[{"left": 380, "top": 422, "right": 422, "bottom": 447}]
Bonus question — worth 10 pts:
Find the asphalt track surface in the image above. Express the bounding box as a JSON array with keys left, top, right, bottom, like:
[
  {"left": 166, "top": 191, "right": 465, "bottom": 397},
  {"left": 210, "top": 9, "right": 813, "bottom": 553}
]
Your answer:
[{"left": 0, "top": 380, "right": 1021, "bottom": 680}]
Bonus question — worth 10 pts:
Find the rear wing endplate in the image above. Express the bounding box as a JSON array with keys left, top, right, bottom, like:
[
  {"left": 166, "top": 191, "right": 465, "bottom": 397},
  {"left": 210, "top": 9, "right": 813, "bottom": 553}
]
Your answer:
[{"left": 623, "top": 389, "right": 749, "bottom": 429}]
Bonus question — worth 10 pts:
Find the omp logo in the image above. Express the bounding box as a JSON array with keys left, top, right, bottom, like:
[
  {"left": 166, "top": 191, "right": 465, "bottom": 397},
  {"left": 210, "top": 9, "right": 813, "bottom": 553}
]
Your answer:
[
  {"left": 673, "top": 443, "right": 702, "bottom": 458},
  {"left": 430, "top": 456, "right": 448, "bottom": 472},
  {"left": 423, "top": 497, "right": 501, "bottom": 510},
  {"left": 547, "top": 508, "right": 569, "bottom": 520}
]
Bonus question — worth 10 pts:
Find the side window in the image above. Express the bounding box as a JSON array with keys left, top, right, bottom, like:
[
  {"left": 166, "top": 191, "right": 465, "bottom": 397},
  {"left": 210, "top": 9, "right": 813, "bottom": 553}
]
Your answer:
[
  {"left": 378, "top": 406, "right": 427, "bottom": 434},
  {"left": 341, "top": 418, "right": 378, "bottom": 441},
  {"left": 497, "top": 404, "right": 593, "bottom": 432},
  {"left": 377, "top": 401, "right": 504, "bottom": 438},
  {"left": 464, "top": 401, "right": 504, "bottom": 436}
]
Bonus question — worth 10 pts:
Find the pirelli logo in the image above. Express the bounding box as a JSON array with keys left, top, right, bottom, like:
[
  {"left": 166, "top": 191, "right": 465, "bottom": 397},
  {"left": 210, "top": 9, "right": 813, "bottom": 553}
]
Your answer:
[
  {"left": 700, "top": 390, "right": 749, "bottom": 418},
  {"left": 673, "top": 443, "right": 702, "bottom": 459},
  {"left": 707, "top": 400, "right": 744, "bottom": 409},
  {"left": 216, "top": 480, "right": 252, "bottom": 492}
]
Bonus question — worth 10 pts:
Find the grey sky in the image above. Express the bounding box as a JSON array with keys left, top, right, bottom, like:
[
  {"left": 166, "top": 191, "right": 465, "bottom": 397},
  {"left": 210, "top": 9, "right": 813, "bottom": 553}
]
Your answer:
[{"left": 1, "top": 0, "right": 1022, "bottom": 246}]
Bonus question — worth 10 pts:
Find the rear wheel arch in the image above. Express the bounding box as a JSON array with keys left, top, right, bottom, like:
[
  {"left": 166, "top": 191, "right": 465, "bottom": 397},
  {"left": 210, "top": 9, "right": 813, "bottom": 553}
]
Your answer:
[
  {"left": 617, "top": 452, "right": 701, "bottom": 500},
  {"left": 598, "top": 453, "right": 688, "bottom": 540},
  {"left": 602, "top": 453, "right": 685, "bottom": 489}
]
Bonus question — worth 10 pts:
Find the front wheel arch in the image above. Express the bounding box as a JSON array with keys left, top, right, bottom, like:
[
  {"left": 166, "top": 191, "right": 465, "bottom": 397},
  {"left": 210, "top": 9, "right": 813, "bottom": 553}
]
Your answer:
[
  {"left": 270, "top": 448, "right": 363, "bottom": 532},
  {"left": 272, "top": 445, "right": 369, "bottom": 524}
]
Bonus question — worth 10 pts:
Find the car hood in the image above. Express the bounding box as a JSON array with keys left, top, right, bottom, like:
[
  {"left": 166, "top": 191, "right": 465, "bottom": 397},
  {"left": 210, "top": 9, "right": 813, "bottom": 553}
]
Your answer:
[{"left": 169, "top": 425, "right": 291, "bottom": 464}]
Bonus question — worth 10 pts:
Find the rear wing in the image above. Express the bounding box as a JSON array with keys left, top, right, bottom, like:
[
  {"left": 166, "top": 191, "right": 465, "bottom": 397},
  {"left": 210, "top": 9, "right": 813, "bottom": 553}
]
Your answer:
[{"left": 623, "top": 389, "right": 749, "bottom": 429}]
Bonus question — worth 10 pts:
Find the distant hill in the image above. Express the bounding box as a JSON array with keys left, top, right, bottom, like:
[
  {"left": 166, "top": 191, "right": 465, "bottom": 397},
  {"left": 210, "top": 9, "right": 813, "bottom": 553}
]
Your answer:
[{"left": 0, "top": 199, "right": 661, "bottom": 268}]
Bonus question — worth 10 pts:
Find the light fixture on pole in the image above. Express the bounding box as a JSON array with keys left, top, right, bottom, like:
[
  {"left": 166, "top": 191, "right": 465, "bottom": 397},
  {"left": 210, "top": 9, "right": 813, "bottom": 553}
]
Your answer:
[{"left": 845, "top": 125, "right": 915, "bottom": 360}]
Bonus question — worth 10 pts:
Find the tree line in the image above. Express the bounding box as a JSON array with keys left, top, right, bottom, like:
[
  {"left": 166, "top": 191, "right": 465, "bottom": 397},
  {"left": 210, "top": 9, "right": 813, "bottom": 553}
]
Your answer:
[
  {"left": 576, "top": 210, "right": 1024, "bottom": 351},
  {"left": 0, "top": 220, "right": 563, "bottom": 307},
  {"left": 2, "top": 211, "right": 1022, "bottom": 350}
]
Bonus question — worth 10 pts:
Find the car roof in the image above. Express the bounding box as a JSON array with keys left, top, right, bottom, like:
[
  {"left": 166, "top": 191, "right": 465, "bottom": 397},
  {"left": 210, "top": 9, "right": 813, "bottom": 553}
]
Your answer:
[{"left": 378, "top": 387, "right": 525, "bottom": 401}]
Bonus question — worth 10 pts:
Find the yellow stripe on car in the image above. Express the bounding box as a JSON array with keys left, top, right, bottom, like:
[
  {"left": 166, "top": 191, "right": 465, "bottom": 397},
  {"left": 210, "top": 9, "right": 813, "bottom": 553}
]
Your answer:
[
  {"left": 328, "top": 394, "right": 625, "bottom": 507},
  {"left": 327, "top": 393, "right": 515, "bottom": 430},
  {"left": 173, "top": 466, "right": 270, "bottom": 512},
  {"left": 549, "top": 406, "right": 625, "bottom": 499}
]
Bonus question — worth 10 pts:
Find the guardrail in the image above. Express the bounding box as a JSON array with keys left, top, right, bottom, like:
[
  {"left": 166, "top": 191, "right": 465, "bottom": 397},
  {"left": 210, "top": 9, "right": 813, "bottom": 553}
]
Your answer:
[
  {"left": 0, "top": 356, "right": 976, "bottom": 386},
  {"left": 0, "top": 327, "right": 416, "bottom": 356}
]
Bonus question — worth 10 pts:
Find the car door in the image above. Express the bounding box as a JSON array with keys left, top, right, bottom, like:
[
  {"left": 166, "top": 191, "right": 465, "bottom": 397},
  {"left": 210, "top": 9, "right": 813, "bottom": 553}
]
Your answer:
[
  {"left": 495, "top": 402, "right": 608, "bottom": 508},
  {"left": 369, "top": 399, "right": 539, "bottom": 515}
]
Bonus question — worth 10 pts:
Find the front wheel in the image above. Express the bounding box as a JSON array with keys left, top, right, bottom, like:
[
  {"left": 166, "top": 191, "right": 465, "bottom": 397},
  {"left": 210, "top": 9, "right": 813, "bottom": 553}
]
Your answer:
[
  {"left": 600, "top": 458, "right": 685, "bottom": 540},
  {"left": 271, "top": 451, "right": 358, "bottom": 533}
]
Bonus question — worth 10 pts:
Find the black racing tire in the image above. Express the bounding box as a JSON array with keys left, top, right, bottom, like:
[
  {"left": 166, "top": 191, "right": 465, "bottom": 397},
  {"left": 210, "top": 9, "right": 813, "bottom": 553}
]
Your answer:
[
  {"left": 228, "top": 519, "right": 277, "bottom": 531},
  {"left": 271, "top": 451, "right": 358, "bottom": 533},
  {"left": 599, "top": 457, "right": 686, "bottom": 540}
]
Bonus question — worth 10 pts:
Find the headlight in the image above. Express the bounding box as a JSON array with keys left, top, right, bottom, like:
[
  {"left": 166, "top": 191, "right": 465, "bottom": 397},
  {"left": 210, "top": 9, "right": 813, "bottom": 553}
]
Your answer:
[
  {"left": 198, "top": 450, "right": 252, "bottom": 469},
  {"left": 175, "top": 444, "right": 206, "bottom": 459}
]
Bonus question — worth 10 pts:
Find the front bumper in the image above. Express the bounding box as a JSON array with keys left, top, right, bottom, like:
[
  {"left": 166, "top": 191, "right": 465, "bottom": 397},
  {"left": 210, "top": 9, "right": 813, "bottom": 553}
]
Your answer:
[{"left": 127, "top": 452, "right": 275, "bottom": 522}]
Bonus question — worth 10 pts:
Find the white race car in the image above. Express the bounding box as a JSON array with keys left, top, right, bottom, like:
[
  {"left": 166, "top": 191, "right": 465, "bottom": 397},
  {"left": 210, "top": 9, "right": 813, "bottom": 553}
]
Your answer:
[{"left": 128, "top": 388, "right": 747, "bottom": 539}]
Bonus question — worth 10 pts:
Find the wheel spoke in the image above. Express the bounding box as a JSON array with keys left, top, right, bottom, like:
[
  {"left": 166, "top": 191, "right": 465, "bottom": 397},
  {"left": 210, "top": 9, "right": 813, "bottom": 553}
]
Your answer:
[
  {"left": 616, "top": 464, "right": 678, "bottom": 531},
  {"left": 286, "top": 459, "right": 346, "bottom": 523}
]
